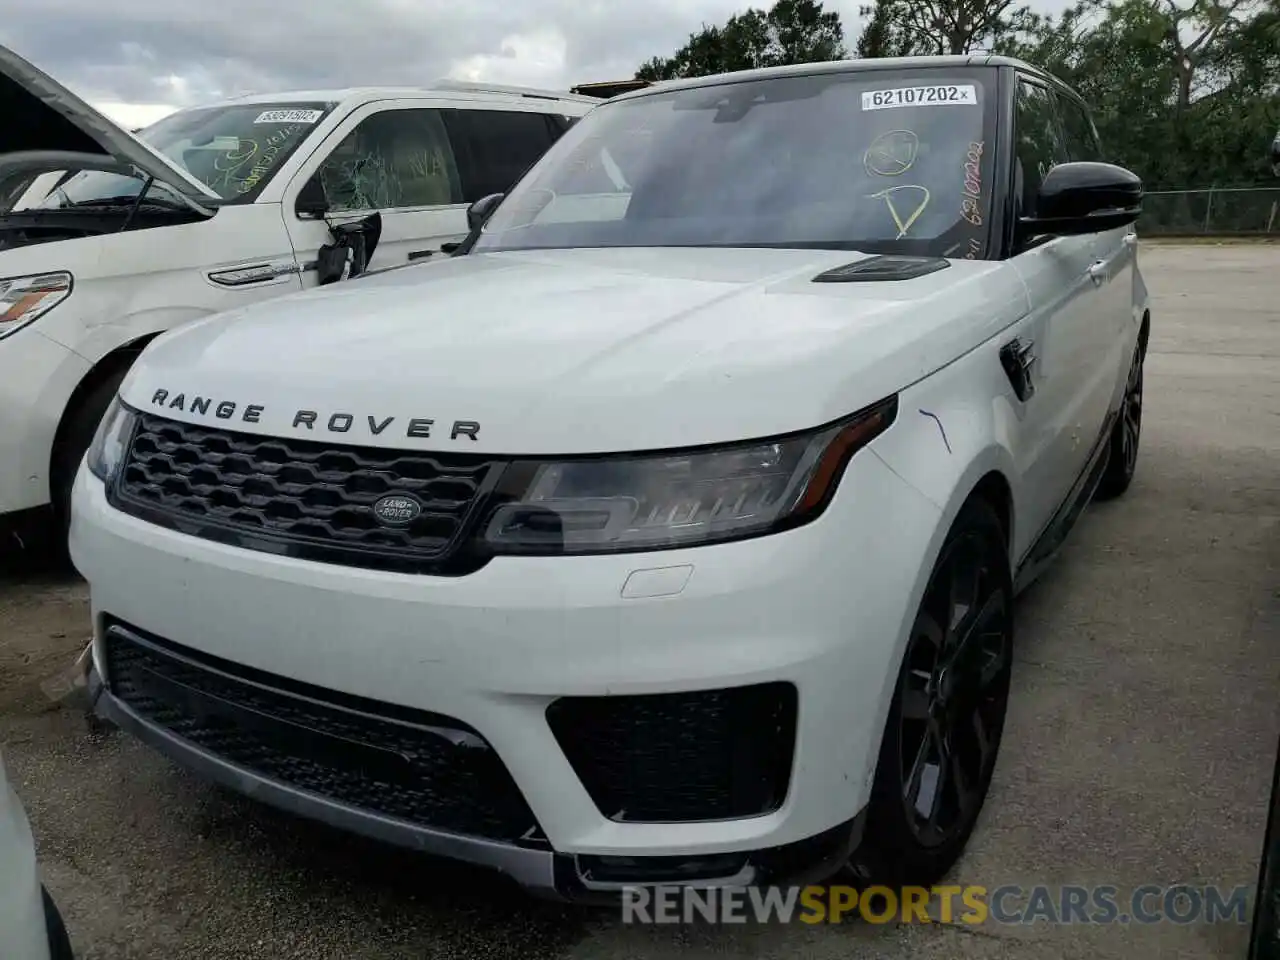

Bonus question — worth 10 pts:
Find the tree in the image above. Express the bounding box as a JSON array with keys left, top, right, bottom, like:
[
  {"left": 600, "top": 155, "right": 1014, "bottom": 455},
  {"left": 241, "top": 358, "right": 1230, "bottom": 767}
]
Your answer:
[
  {"left": 635, "top": 0, "right": 847, "bottom": 81},
  {"left": 855, "top": 0, "right": 1036, "bottom": 56},
  {"left": 1001, "top": 0, "right": 1280, "bottom": 187},
  {"left": 855, "top": 0, "right": 924, "bottom": 55}
]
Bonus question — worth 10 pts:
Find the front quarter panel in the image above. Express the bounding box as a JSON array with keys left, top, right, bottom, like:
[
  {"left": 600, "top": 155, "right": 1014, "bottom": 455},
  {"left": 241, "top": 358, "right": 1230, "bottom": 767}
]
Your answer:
[
  {"left": 24, "top": 204, "right": 300, "bottom": 367},
  {"left": 870, "top": 304, "right": 1030, "bottom": 565}
]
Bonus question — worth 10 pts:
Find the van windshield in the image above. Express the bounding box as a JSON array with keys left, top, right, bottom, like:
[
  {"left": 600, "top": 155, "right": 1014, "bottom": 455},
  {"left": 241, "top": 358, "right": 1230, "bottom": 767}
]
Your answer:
[
  {"left": 474, "top": 69, "right": 998, "bottom": 260},
  {"left": 13, "top": 101, "right": 335, "bottom": 211}
]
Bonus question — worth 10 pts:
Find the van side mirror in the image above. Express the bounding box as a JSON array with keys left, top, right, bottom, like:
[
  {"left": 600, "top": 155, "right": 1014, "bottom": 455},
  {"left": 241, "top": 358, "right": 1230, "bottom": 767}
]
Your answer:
[
  {"left": 295, "top": 176, "right": 329, "bottom": 219},
  {"left": 467, "top": 192, "right": 505, "bottom": 232},
  {"left": 1020, "top": 161, "right": 1142, "bottom": 238}
]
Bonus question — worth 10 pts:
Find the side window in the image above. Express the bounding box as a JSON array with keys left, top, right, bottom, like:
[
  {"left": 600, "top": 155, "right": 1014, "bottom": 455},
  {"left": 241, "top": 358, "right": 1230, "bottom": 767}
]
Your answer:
[
  {"left": 442, "top": 109, "right": 557, "bottom": 202},
  {"left": 1014, "top": 80, "right": 1070, "bottom": 215},
  {"left": 307, "top": 109, "right": 463, "bottom": 213},
  {"left": 1057, "top": 95, "right": 1104, "bottom": 163}
]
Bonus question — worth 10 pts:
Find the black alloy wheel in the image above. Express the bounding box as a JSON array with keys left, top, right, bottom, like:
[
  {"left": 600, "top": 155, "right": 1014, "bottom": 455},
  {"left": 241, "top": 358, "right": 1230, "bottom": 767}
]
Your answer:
[
  {"left": 845, "top": 499, "right": 1013, "bottom": 889},
  {"left": 898, "top": 524, "right": 1011, "bottom": 850},
  {"left": 1096, "top": 338, "right": 1145, "bottom": 500}
]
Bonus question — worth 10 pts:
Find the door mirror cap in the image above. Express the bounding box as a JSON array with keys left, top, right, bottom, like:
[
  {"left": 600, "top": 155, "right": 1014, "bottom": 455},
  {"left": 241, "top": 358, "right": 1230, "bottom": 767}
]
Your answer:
[
  {"left": 1021, "top": 161, "right": 1143, "bottom": 237},
  {"left": 295, "top": 177, "right": 329, "bottom": 219},
  {"left": 467, "top": 192, "right": 505, "bottom": 232}
]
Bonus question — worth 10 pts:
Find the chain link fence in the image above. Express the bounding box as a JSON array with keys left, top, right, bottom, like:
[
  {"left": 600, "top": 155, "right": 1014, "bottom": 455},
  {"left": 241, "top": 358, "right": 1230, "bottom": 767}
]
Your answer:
[{"left": 1139, "top": 187, "right": 1280, "bottom": 236}]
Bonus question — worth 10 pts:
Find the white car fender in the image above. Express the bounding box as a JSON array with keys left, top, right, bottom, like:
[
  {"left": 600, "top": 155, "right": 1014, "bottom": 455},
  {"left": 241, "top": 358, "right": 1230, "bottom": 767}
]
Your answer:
[
  {"left": 870, "top": 330, "right": 1022, "bottom": 558},
  {"left": 52, "top": 304, "right": 217, "bottom": 366}
]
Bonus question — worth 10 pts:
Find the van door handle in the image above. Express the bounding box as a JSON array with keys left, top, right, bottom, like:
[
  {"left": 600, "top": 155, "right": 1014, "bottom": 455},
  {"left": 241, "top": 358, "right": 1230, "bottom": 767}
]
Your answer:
[
  {"left": 1123, "top": 232, "right": 1138, "bottom": 248},
  {"left": 1088, "top": 260, "right": 1107, "bottom": 285},
  {"left": 407, "top": 249, "right": 436, "bottom": 262}
]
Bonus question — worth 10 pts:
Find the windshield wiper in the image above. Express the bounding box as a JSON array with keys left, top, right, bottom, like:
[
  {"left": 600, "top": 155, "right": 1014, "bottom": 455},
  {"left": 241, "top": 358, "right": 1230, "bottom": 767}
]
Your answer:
[{"left": 62, "top": 194, "right": 182, "bottom": 210}]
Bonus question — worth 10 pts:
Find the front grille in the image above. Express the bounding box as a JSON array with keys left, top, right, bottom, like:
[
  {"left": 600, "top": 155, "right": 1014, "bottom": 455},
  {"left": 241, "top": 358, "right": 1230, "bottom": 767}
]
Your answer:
[
  {"left": 104, "top": 623, "right": 543, "bottom": 844},
  {"left": 546, "top": 682, "right": 797, "bottom": 823},
  {"left": 111, "top": 413, "right": 499, "bottom": 574}
]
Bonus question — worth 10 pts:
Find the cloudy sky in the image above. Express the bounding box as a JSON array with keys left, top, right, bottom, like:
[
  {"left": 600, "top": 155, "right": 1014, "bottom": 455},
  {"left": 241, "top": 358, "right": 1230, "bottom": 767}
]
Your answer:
[{"left": 0, "top": 0, "right": 1069, "bottom": 129}]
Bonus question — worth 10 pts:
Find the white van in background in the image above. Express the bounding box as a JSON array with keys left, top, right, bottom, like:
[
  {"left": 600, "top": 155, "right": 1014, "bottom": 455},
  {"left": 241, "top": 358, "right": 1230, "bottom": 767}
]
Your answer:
[{"left": 0, "top": 43, "right": 594, "bottom": 550}]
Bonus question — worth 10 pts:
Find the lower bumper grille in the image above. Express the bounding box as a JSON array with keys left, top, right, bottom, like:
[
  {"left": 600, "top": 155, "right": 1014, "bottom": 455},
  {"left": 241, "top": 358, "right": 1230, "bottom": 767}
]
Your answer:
[
  {"left": 546, "top": 682, "right": 797, "bottom": 823},
  {"left": 102, "top": 622, "right": 542, "bottom": 844}
]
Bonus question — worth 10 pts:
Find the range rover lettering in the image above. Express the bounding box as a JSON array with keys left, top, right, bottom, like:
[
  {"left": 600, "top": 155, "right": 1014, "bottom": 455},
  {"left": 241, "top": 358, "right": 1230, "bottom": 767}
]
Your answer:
[{"left": 70, "top": 56, "right": 1149, "bottom": 899}]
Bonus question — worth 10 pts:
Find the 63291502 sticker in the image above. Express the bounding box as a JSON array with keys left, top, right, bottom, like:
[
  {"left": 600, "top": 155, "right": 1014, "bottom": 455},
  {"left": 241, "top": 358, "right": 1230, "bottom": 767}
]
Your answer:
[
  {"left": 861, "top": 85, "right": 978, "bottom": 111},
  {"left": 254, "top": 109, "right": 324, "bottom": 124}
]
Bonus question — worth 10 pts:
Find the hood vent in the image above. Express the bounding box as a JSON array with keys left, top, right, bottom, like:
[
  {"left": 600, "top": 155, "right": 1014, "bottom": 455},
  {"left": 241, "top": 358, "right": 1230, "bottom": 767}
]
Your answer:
[{"left": 812, "top": 255, "right": 950, "bottom": 283}]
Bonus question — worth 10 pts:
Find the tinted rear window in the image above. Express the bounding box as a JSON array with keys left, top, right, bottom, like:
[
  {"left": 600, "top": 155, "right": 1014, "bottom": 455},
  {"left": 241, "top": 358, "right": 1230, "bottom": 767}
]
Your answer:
[{"left": 443, "top": 109, "right": 559, "bottom": 202}]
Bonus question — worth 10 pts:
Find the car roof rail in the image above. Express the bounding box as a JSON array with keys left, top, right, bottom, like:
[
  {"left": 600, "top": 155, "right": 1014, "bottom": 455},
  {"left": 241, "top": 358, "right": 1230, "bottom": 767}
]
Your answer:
[{"left": 431, "top": 79, "right": 599, "bottom": 104}]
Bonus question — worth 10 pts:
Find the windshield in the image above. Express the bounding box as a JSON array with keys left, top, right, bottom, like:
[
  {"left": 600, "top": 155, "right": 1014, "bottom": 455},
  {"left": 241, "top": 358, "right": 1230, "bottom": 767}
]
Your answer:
[
  {"left": 18, "top": 101, "right": 335, "bottom": 210},
  {"left": 139, "top": 102, "right": 335, "bottom": 201},
  {"left": 474, "top": 69, "right": 998, "bottom": 260}
]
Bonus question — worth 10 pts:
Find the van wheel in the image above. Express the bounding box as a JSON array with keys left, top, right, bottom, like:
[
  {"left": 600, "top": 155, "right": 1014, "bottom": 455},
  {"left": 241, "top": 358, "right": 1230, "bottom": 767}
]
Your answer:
[
  {"left": 844, "top": 499, "right": 1013, "bottom": 890},
  {"left": 51, "top": 367, "right": 128, "bottom": 542},
  {"left": 1094, "top": 339, "right": 1145, "bottom": 501}
]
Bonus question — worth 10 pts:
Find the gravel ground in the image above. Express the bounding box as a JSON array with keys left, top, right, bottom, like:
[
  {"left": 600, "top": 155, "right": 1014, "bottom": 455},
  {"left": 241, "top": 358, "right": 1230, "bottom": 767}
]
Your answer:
[{"left": 1, "top": 242, "right": 1277, "bottom": 960}]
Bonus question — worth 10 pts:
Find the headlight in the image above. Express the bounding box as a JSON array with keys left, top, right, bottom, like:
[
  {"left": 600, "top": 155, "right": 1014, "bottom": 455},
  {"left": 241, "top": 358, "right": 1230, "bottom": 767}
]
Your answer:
[
  {"left": 0, "top": 272, "right": 73, "bottom": 340},
  {"left": 85, "top": 398, "right": 137, "bottom": 483},
  {"left": 483, "top": 395, "right": 897, "bottom": 555}
]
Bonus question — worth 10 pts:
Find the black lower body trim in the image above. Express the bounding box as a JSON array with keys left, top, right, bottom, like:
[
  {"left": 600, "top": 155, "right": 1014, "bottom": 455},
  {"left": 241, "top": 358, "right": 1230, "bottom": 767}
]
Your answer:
[
  {"left": 92, "top": 674, "right": 562, "bottom": 891},
  {"left": 1014, "top": 409, "right": 1117, "bottom": 593}
]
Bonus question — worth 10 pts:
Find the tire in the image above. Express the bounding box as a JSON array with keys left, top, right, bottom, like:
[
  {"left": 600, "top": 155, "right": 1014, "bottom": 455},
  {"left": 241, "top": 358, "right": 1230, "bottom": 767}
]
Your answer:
[
  {"left": 51, "top": 366, "right": 129, "bottom": 542},
  {"left": 42, "top": 885, "right": 74, "bottom": 960},
  {"left": 1094, "top": 335, "right": 1146, "bottom": 502},
  {"left": 844, "top": 498, "right": 1014, "bottom": 890}
]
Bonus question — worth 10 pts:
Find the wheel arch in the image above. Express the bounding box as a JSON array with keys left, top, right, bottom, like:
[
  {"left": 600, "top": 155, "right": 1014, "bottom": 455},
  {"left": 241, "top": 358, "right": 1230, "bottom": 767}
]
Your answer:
[
  {"left": 856, "top": 456, "right": 1018, "bottom": 815},
  {"left": 49, "top": 333, "right": 160, "bottom": 485}
]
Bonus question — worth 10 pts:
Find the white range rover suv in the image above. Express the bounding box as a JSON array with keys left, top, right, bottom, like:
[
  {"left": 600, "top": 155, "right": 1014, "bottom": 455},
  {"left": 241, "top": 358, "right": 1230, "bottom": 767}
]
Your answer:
[{"left": 69, "top": 55, "right": 1149, "bottom": 899}]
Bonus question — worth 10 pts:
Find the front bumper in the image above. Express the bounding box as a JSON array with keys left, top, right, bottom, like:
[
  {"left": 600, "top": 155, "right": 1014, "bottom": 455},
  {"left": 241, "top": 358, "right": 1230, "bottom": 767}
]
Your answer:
[
  {"left": 71, "top": 447, "right": 941, "bottom": 897},
  {"left": 85, "top": 654, "right": 859, "bottom": 898},
  {"left": 0, "top": 327, "right": 92, "bottom": 517}
]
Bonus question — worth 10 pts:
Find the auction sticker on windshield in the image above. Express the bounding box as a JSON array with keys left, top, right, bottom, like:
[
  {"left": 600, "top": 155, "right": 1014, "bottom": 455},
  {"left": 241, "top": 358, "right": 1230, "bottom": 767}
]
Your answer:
[
  {"left": 862, "top": 85, "right": 978, "bottom": 111},
  {"left": 254, "top": 109, "right": 324, "bottom": 124}
]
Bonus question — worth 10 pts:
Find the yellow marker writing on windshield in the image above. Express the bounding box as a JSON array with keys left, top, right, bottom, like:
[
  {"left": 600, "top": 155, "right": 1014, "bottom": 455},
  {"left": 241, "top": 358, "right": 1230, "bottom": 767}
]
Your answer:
[
  {"left": 864, "top": 130, "right": 920, "bottom": 177},
  {"left": 868, "top": 184, "right": 930, "bottom": 238}
]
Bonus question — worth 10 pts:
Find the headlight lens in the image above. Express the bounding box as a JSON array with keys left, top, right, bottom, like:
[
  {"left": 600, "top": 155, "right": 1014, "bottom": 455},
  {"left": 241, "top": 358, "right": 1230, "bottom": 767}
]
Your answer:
[
  {"left": 85, "top": 398, "right": 137, "bottom": 483},
  {"left": 483, "top": 395, "right": 897, "bottom": 554},
  {"left": 0, "top": 272, "right": 73, "bottom": 340}
]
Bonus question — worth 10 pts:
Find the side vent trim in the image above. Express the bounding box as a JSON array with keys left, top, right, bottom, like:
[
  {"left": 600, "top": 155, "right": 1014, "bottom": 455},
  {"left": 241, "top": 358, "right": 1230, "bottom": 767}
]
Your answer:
[{"left": 812, "top": 255, "right": 951, "bottom": 283}]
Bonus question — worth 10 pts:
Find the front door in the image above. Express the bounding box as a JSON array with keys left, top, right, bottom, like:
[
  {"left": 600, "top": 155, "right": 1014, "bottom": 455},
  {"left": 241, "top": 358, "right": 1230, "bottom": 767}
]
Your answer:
[
  {"left": 1057, "top": 90, "right": 1138, "bottom": 414},
  {"left": 281, "top": 100, "right": 567, "bottom": 285},
  {"left": 1006, "top": 77, "right": 1112, "bottom": 555},
  {"left": 282, "top": 100, "right": 473, "bottom": 285}
]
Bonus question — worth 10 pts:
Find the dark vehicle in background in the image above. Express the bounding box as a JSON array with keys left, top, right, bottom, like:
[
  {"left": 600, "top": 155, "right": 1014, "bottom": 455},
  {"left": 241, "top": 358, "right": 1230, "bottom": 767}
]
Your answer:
[{"left": 570, "top": 80, "right": 654, "bottom": 99}]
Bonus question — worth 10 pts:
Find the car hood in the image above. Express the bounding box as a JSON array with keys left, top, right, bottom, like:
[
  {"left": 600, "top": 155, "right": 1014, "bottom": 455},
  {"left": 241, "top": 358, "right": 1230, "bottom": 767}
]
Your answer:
[
  {"left": 0, "top": 42, "right": 217, "bottom": 202},
  {"left": 121, "top": 247, "right": 1030, "bottom": 454}
]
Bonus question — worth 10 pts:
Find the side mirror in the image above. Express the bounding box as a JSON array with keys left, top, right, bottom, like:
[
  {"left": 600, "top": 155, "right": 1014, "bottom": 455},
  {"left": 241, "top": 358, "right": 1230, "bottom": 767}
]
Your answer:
[
  {"left": 295, "top": 176, "right": 329, "bottom": 219},
  {"left": 466, "top": 192, "right": 505, "bottom": 232},
  {"left": 1021, "top": 161, "right": 1143, "bottom": 238}
]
